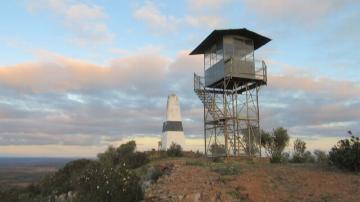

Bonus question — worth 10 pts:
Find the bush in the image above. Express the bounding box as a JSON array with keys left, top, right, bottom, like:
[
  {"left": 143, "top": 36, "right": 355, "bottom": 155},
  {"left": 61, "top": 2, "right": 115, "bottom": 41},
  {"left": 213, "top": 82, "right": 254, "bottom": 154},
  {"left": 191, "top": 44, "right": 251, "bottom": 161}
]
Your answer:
[
  {"left": 269, "top": 154, "right": 282, "bottom": 163},
  {"left": 261, "top": 127, "right": 290, "bottom": 163},
  {"left": 303, "top": 151, "right": 315, "bottom": 163},
  {"left": 39, "top": 159, "right": 93, "bottom": 196},
  {"left": 0, "top": 141, "right": 149, "bottom": 202},
  {"left": 281, "top": 152, "right": 290, "bottom": 163},
  {"left": 314, "top": 150, "right": 328, "bottom": 164},
  {"left": 210, "top": 164, "right": 240, "bottom": 176},
  {"left": 291, "top": 138, "right": 315, "bottom": 163},
  {"left": 98, "top": 141, "right": 149, "bottom": 169},
  {"left": 194, "top": 150, "right": 203, "bottom": 158},
  {"left": 76, "top": 161, "right": 143, "bottom": 202},
  {"left": 166, "top": 143, "right": 183, "bottom": 157},
  {"left": 329, "top": 135, "right": 360, "bottom": 171},
  {"left": 209, "top": 143, "right": 226, "bottom": 162},
  {"left": 185, "top": 160, "right": 205, "bottom": 167},
  {"left": 209, "top": 143, "right": 226, "bottom": 156},
  {"left": 149, "top": 163, "right": 174, "bottom": 182},
  {"left": 125, "top": 152, "right": 150, "bottom": 169}
]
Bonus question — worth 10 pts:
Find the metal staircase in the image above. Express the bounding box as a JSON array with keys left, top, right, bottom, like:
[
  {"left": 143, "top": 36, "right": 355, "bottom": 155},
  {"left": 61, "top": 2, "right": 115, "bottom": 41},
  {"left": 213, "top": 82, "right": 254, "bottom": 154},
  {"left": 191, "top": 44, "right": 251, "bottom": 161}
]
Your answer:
[
  {"left": 193, "top": 74, "right": 224, "bottom": 121},
  {"left": 194, "top": 73, "right": 251, "bottom": 156}
]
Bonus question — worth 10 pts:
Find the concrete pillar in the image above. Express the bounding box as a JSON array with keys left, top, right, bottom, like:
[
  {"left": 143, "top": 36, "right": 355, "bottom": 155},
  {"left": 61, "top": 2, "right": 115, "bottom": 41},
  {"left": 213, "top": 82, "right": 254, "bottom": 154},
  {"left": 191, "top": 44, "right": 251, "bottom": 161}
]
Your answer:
[{"left": 161, "top": 94, "right": 185, "bottom": 150}]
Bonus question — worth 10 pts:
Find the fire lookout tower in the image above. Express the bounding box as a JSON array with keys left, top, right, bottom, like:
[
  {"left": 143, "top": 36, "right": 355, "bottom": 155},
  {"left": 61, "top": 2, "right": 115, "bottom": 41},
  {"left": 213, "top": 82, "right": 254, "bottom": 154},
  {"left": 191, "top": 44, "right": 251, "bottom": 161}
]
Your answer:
[{"left": 191, "top": 28, "right": 271, "bottom": 157}]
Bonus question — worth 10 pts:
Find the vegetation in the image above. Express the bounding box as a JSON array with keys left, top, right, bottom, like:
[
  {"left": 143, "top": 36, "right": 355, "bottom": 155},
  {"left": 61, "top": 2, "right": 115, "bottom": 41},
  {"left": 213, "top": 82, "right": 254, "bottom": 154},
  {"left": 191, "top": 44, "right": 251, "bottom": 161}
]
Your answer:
[
  {"left": 166, "top": 143, "right": 183, "bottom": 157},
  {"left": 242, "top": 127, "right": 260, "bottom": 155},
  {"left": 292, "top": 138, "right": 315, "bottom": 163},
  {"left": 314, "top": 150, "right": 328, "bottom": 164},
  {"left": 2, "top": 128, "right": 360, "bottom": 201},
  {"left": 185, "top": 159, "right": 205, "bottom": 167},
  {"left": 210, "top": 163, "right": 241, "bottom": 176},
  {"left": 261, "top": 127, "right": 290, "bottom": 163},
  {"left": 0, "top": 141, "right": 148, "bottom": 202},
  {"left": 209, "top": 143, "right": 226, "bottom": 162},
  {"left": 76, "top": 161, "right": 143, "bottom": 202},
  {"left": 98, "top": 140, "right": 149, "bottom": 169},
  {"left": 329, "top": 135, "right": 360, "bottom": 171}
]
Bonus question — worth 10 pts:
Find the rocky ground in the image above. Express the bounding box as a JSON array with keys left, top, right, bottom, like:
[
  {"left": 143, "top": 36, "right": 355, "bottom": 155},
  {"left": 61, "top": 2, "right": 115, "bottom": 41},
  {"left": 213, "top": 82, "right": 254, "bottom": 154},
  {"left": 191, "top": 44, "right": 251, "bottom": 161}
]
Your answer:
[{"left": 143, "top": 159, "right": 360, "bottom": 202}]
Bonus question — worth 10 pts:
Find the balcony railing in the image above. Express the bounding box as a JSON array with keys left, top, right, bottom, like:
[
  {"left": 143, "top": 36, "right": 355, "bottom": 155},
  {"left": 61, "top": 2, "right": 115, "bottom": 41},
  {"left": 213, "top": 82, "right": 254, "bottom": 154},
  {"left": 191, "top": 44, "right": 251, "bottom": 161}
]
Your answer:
[
  {"left": 254, "top": 60, "right": 267, "bottom": 83},
  {"left": 194, "top": 73, "right": 205, "bottom": 91}
]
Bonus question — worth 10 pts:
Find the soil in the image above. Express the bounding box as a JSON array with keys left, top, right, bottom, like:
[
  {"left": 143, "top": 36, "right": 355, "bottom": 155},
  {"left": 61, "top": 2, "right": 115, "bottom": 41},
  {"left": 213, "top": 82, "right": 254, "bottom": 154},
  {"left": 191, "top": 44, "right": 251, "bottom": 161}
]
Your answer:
[{"left": 143, "top": 159, "right": 360, "bottom": 202}]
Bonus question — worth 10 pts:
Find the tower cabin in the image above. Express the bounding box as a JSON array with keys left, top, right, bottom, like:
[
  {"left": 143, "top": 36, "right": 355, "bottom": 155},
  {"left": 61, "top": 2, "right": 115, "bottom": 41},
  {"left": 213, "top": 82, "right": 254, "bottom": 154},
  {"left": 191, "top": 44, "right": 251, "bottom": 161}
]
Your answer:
[{"left": 190, "top": 28, "right": 271, "bottom": 90}]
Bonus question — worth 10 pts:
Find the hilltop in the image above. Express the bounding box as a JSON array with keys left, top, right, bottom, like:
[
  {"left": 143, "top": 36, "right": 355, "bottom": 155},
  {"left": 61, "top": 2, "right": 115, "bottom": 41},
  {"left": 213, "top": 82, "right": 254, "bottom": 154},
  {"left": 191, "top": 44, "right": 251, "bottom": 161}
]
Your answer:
[
  {"left": 1, "top": 138, "right": 359, "bottom": 202},
  {"left": 143, "top": 158, "right": 360, "bottom": 202}
]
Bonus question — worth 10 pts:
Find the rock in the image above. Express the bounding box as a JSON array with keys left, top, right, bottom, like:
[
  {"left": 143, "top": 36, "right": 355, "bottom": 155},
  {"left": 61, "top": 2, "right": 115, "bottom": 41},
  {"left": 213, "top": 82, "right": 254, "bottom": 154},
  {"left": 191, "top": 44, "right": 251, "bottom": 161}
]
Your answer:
[
  {"left": 215, "top": 192, "right": 222, "bottom": 202},
  {"left": 194, "top": 192, "right": 202, "bottom": 202}
]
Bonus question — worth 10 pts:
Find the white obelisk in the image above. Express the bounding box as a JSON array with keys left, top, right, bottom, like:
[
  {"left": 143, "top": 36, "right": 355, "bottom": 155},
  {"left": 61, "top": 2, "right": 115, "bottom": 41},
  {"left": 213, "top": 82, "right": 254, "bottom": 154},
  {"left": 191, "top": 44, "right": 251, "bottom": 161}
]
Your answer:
[{"left": 161, "top": 94, "right": 185, "bottom": 150}]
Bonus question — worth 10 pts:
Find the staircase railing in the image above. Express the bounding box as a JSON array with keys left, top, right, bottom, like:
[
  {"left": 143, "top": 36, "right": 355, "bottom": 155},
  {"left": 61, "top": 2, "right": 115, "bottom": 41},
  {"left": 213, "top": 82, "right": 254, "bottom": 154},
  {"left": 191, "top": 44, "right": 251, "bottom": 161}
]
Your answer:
[{"left": 194, "top": 73, "right": 224, "bottom": 121}]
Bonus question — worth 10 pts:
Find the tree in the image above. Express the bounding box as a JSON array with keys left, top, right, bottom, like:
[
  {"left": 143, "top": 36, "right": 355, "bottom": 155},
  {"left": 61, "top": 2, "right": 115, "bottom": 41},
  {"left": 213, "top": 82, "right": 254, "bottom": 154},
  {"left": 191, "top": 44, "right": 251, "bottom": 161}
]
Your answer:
[
  {"left": 261, "top": 127, "right": 290, "bottom": 163},
  {"left": 292, "top": 138, "right": 306, "bottom": 163},
  {"left": 329, "top": 135, "right": 360, "bottom": 171},
  {"left": 294, "top": 138, "right": 306, "bottom": 154}
]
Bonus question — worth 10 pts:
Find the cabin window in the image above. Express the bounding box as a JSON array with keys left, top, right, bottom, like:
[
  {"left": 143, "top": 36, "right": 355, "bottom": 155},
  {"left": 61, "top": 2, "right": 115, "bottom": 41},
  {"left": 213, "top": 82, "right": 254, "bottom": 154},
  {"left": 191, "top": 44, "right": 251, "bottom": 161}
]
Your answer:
[{"left": 224, "top": 36, "right": 254, "bottom": 64}]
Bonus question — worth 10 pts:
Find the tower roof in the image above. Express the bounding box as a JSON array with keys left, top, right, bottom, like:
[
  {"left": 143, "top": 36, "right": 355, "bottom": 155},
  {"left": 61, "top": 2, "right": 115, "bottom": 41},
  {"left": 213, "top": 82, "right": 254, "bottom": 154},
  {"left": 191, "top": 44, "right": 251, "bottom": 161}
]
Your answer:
[{"left": 190, "top": 28, "right": 271, "bottom": 55}]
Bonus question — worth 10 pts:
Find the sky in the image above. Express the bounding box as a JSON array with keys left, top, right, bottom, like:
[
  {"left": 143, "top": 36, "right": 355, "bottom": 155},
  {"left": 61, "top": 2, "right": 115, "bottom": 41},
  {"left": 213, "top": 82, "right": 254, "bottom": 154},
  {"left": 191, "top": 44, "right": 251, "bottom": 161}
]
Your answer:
[{"left": 0, "top": 0, "right": 359, "bottom": 157}]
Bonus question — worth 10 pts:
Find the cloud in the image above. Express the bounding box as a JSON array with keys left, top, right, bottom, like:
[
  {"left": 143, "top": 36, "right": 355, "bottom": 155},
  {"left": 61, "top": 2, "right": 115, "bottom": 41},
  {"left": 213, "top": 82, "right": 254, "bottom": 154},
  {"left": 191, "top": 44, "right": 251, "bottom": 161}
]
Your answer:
[
  {"left": 133, "top": 1, "right": 180, "bottom": 34},
  {"left": 133, "top": 1, "right": 228, "bottom": 33},
  {"left": 242, "top": 0, "right": 353, "bottom": 26},
  {"left": 185, "top": 15, "right": 226, "bottom": 29},
  {"left": 261, "top": 64, "right": 360, "bottom": 137},
  {"left": 26, "top": 0, "right": 113, "bottom": 47},
  {"left": 0, "top": 49, "right": 203, "bottom": 148},
  {"left": 187, "top": 0, "right": 232, "bottom": 10},
  {"left": 269, "top": 71, "right": 360, "bottom": 99},
  {"left": 0, "top": 49, "right": 169, "bottom": 93},
  {"left": 0, "top": 47, "right": 359, "bottom": 155}
]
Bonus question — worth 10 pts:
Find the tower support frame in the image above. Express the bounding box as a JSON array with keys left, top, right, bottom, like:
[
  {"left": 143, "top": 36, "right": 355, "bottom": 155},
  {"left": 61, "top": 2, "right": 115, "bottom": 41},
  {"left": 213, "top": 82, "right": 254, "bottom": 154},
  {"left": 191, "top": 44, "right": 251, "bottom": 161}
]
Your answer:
[{"left": 194, "top": 63, "right": 266, "bottom": 157}]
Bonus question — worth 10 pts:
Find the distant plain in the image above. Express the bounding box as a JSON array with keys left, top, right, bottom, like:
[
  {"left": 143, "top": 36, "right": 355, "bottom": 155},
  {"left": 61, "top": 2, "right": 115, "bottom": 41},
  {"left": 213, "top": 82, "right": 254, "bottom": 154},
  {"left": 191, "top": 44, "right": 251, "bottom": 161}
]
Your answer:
[{"left": 0, "top": 158, "right": 74, "bottom": 187}]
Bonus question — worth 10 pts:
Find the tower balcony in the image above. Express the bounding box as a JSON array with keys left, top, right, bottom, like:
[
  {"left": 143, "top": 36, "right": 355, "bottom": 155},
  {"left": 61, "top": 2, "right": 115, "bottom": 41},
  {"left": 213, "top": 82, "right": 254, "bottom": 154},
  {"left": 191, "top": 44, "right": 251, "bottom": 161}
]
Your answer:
[{"left": 204, "top": 58, "right": 267, "bottom": 89}]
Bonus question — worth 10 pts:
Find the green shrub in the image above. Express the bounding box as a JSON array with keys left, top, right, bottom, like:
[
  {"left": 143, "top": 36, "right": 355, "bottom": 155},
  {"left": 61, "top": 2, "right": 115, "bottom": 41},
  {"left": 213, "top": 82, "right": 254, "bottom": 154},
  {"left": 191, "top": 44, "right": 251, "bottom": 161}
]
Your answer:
[
  {"left": 166, "top": 143, "right": 183, "bottom": 157},
  {"left": 291, "top": 138, "right": 316, "bottom": 163},
  {"left": 149, "top": 168, "right": 163, "bottom": 182},
  {"left": 211, "top": 164, "right": 240, "bottom": 175},
  {"left": 194, "top": 150, "right": 203, "bottom": 158},
  {"left": 39, "top": 159, "right": 93, "bottom": 196},
  {"left": 281, "top": 152, "right": 290, "bottom": 163},
  {"left": 209, "top": 143, "right": 226, "bottom": 162},
  {"left": 149, "top": 163, "right": 174, "bottom": 182},
  {"left": 185, "top": 160, "right": 204, "bottom": 167},
  {"left": 125, "top": 152, "right": 150, "bottom": 169},
  {"left": 261, "top": 127, "right": 290, "bottom": 163},
  {"left": 209, "top": 143, "right": 226, "bottom": 156},
  {"left": 329, "top": 135, "right": 360, "bottom": 171},
  {"left": 270, "top": 153, "right": 282, "bottom": 163},
  {"left": 76, "top": 161, "right": 143, "bottom": 202},
  {"left": 304, "top": 151, "right": 315, "bottom": 163},
  {"left": 98, "top": 141, "right": 149, "bottom": 169},
  {"left": 314, "top": 150, "right": 328, "bottom": 164}
]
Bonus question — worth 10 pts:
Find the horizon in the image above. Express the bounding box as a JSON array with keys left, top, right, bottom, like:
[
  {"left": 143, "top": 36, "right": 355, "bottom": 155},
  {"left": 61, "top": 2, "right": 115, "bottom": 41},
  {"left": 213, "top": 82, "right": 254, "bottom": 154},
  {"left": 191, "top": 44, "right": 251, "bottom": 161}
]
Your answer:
[{"left": 0, "top": 0, "right": 359, "bottom": 157}]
